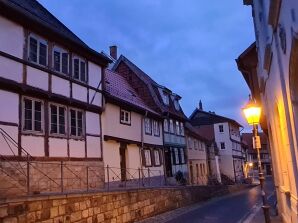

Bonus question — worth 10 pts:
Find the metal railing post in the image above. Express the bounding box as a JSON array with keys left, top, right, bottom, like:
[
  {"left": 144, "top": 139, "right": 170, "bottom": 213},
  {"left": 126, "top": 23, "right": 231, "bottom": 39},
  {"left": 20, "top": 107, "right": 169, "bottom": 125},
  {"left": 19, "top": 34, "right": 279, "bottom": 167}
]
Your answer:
[
  {"left": 26, "top": 154, "right": 30, "bottom": 195},
  {"left": 147, "top": 168, "right": 150, "bottom": 186},
  {"left": 60, "top": 161, "right": 63, "bottom": 193},
  {"left": 86, "top": 166, "right": 89, "bottom": 191},
  {"left": 138, "top": 168, "right": 141, "bottom": 188},
  {"left": 107, "top": 165, "right": 110, "bottom": 191}
]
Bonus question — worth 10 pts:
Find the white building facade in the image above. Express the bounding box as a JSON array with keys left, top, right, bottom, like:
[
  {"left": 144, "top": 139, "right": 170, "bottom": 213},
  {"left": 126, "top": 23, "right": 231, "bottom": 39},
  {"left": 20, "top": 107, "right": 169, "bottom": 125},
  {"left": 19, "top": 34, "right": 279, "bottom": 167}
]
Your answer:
[{"left": 237, "top": 0, "right": 298, "bottom": 222}]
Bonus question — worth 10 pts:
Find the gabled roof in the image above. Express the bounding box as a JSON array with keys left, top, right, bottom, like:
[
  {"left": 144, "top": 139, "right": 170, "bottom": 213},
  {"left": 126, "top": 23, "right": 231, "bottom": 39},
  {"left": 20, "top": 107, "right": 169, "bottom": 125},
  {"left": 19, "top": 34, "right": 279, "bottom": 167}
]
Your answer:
[
  {"left": 105, "top": 69, "right": 160, "bottom": 118},
  {"left": 189, "top": 108, "right": 243, "bottom": 128},
  {"left": 113, "top": 55, "right": 187, "bottom": 120},
  {"left": 0, "top": 0, "right": 111, "bottom": 65}
]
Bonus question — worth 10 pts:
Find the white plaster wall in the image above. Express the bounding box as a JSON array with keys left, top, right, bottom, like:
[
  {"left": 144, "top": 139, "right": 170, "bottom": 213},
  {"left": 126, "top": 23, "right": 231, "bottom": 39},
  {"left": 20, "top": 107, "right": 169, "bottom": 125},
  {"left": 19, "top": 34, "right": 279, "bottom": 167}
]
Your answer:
[
  {"left": 0, "top": 16, "right": 23, "bottom": 58},
  {"left": 27, "top": 66, "right": 48, "bottom": 91},
  {"left": 87, "top": 136, "right": 101, "bottom": 158},
  {"left": 69, "top": 139, "right": 85, "bottom": 157},
  {"left": 0, "top": 56, "right": 23, "bottom": 83},
  {"left": 88, "top": 62, "right": 102, "bottom": 90},
  {"left": 89, "top": 89, "right": 102, "bottom": 107},
  {"left": 49, "top": 138, "right": 67, "bottom": 157},
  {"left": 86, "top": 112, "right": 100, "bottom": 134},
  {"left": 0, "top": 125, "right": 18, "bottom": 155},
  {"left": 189, "top": 160, "right": 208, "bottom": 185},
  {"left": 21, "top": 135, "right": 44, "bottom": 156},
  {"left": 214, "top": 122, "right": 233, "bottom": 156},
  {"left": 0, "top": 90, "right": 19, "bottom": 123},
  {"left": 143, "top": 122, "right": 163, "bottom": 145},
  {"left": 51, "top": 76, "right": 70, "bottom": 98},
  {"left": 126, "top": 144, "right": 141, "bottom": 170},
  {"left": 72, "top": 83, "right": 87, "bottom": 102},
  {"left": 220, "top": 155, "right": 235, "bottom": 180},
  {"left": 102, "top": 103, "right": 141, "bottom": 142},
  {"left": 187, "top": 136, "right": 207, "bottom": 161},
  {"left": 103, "top": 140, "right": 121, "bottom": 182}
]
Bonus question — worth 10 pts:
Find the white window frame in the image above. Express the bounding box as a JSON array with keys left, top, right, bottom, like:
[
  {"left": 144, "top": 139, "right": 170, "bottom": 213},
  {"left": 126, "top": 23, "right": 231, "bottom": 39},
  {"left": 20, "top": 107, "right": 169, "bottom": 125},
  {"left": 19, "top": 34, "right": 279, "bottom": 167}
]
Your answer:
[
  {"left": 219, "top": 124, "right": 224, "bottom": 133},
  {"left": 120, "top": 109, "right": 131, "bottom": 125},
  {"left": 180, "top": 122, "right": 184, "bottom": 136},
  {"left": 69, "top": 108, "right": 85, "bottom": 139},
  {"left": 144, "top": 118, "right": 152, "bottom": 135},
  {"left": 169, "top": 119, "right": 174, "bottom": 133},
  {"left": 194, "top": 140, "right": 198, "bottom": 150},
  {"left": 49, "top": 103, "right": 67, "bottom": 136},
  {"left": 144, "top": 149, "right": 152, "bottom": 167},
  {"left": 28, "top": 34, "right": 48, "bottom": 67},
  {"left": 163, "top": 119, "right": 169, "bottom": 132},
  {"left": 22, "top": 97, "right": 44, "bottom": 134},
  {"left": 188, "top": 137, "right": 192, "bottom": 149},
  {"left": 53, "top": 46, "right": 69, "bottom": 75},
  {"left": 174, "top": 148, "right": 180, "bottom": 165},
  {"left": 154, "top": 149, "right": 161, "bottom": 166},
  {"left": 175, "top": 121, "right": 180, "bottom": 135},
  {"left": 153, "top": 120, "right": 160, "bottom": 136},
  {"left": 72, "top": 55, "right": 87, "bottom": 83},
  {"left": 180, "top": 148, "right": 185, "bottom": 164}
]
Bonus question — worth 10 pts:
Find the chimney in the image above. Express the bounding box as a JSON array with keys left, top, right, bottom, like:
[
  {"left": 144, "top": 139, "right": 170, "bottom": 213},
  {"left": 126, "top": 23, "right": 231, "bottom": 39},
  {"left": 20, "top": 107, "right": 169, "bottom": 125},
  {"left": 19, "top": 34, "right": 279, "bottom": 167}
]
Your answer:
[
  {"left": 109, "top": 45, "right": 117, "bottom": 60},
  {"left": 198, "top": 100, "right": 203, "bottom": 110}
]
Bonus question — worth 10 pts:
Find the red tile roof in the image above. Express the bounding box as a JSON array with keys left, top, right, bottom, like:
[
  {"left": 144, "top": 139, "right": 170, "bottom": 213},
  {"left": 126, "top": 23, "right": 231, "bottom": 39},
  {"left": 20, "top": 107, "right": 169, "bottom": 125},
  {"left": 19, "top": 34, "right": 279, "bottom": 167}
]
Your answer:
[{"left": 105, "top": 69, "right": 160, "bottom": 116}]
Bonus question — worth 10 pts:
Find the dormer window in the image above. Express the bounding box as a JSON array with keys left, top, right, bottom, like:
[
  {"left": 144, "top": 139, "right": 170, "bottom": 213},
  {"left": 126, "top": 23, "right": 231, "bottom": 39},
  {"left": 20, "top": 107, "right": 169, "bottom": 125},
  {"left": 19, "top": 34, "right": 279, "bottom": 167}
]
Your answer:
[
  {"left": 162, "top": 91, "right": 169, "bottom": 105},
  {"left": 28, "top": 34, "right": 48, "bottom": 66},
  {"left": 53, "top": 46, "right": 69, "bottom": 75},
  {"left": 174, "top": 99, "right": 180, "bottom": 111},
  {"left": 73, "top": 56, "right": 87, "bottom": 82}
]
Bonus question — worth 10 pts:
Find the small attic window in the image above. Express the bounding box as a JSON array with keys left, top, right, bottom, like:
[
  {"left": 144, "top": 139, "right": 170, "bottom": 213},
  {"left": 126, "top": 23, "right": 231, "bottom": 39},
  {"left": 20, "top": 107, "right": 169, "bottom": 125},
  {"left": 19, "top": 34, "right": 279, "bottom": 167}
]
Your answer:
[
  {"left": 174, "top": 99, "right": 180, "bottom": 111},
  {"left": 162, "top": 91, "right": 169, "bottom": 105}
]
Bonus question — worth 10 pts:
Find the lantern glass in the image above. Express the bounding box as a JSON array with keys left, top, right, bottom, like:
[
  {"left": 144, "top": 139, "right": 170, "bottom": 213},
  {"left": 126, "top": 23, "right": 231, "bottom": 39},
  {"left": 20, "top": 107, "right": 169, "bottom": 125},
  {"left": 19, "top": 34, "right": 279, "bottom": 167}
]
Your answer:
[{"left": 243, "top": 105, "right": 261, "bottom": 125}]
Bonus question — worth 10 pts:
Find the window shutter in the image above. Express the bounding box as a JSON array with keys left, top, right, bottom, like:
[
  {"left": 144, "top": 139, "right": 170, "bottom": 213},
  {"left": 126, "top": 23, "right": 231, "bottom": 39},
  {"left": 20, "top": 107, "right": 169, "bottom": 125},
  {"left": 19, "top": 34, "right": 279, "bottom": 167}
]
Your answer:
[
  {"left": 29, "top": 37, "right": 37, "bottom": 62},
  {"left": 62, "top": 53, "right": 68, "bottom": 74},
  {"left": 39, "top": 42, "right": 47, "bottom": 66}
]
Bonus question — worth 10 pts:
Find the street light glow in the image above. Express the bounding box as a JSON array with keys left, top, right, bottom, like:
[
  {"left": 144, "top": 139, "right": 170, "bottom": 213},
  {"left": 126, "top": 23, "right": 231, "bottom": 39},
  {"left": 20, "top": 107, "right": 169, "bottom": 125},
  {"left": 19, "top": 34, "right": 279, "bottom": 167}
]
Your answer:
[{"left": 243, "top": 97, "right": 262, "bottom": 125}]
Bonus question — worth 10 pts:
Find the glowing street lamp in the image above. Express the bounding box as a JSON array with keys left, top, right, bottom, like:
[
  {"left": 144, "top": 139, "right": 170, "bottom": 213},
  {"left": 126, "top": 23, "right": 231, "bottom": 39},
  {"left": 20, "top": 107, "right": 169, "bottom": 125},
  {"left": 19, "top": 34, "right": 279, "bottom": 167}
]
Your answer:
[
  {"left": 242, "top": 95, "right": 271, "bottom": 223},
  {"left": 248, "top": 162, "right": 253, "bottom": 167}
]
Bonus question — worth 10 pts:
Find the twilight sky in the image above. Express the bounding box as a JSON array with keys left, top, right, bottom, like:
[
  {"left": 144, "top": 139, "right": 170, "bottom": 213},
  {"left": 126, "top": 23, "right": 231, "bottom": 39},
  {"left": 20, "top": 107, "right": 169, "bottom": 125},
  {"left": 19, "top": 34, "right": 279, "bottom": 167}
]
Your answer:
[{"left": 39, "top": 0, "right": 255, "bottom": 129}]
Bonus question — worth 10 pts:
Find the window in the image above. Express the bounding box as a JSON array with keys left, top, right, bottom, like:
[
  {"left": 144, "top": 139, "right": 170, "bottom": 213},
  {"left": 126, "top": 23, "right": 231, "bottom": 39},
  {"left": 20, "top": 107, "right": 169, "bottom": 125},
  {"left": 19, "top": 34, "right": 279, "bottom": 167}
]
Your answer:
[
  {"left": 174, "top": 100, "right": 180, "bottom": 111},
  {"left": 194, "top": 140, "right": 198, "bottom": 150},
  {"left": 162, "top": 91, "right": 169, "bottom": 105},
  {"left": 174, "top": 148, "right": 180, "bottom": 164},
  {"left": 120, "top": 109, "right": 131, "bottom": 125},
  {"left": 154, "top": 150, "right": 161, "bottom": 166},
  {"left": 144, "top": 149, "right": 152, "bottom": 166},
  {"left": 53, "top": 47, "right": 69, "bottom": 75},
  {"left": 180, "top": 148, "right": 185, "bottom": 164},
  {"left": 50, "top": 104, "right": 66, "bottom": 135},
  {"left": 219, "top": 125, "right": 224, "bottom": 133},
  {"left": 73, "top": 56, "right": 87, "bottom": 82},
  {"left": 180, "top": 122, "right": 184, "bottom": 136},
  {"left": 23, "top": 98, "right": 43, "bottom": 132},
  {"left": 28, "top": 35, "right": 48, "bottom": 66},
  {"left": 175, "top": 121, "right": 180, "bottom": 135},
  {"left": 164, "top": 119, "right": 169, "bottom": 132},
  {"left": 169, "top": 119, "right": 174, "bottom": 133},
  {"left": 188, "top": 137, "right": 192, "bottom": 149},
  {"left": 220, "top": 142, "right": 225, "bottom": 150},
  {"left": 69, "top": 108, "right": 84, "bottom": 138},
  {"left": 153, "top": 120, "right": 160, "bottom": 136},
  {"left": 144, "top": 118, "right": 152, "bottom": 134}
]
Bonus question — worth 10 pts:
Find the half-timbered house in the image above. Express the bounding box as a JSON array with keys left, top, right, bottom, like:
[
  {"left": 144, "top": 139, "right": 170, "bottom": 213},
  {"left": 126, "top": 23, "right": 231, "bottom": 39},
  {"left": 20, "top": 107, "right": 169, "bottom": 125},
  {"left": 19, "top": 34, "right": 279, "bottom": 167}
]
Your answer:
[{"left": 0, "top": 0, "right": 111, "bottom": 195}]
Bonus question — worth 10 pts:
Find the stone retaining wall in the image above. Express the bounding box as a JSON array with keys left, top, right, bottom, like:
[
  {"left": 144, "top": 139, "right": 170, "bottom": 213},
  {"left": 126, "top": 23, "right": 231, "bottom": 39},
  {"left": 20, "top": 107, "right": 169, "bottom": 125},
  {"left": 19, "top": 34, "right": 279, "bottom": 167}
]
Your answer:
[{"left": 0, "top": 184, "right": 249, "bottom": 223}]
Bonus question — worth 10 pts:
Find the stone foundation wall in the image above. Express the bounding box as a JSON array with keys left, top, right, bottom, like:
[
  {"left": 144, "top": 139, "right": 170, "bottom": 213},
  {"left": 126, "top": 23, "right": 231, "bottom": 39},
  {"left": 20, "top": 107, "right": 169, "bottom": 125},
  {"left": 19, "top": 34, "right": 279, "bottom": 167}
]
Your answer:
[
  {"left": 0, "top": 184, "right": 249, "bottom": 223},
  {"left": 0, "top": 160, "right": 105, "bottom": 198}
]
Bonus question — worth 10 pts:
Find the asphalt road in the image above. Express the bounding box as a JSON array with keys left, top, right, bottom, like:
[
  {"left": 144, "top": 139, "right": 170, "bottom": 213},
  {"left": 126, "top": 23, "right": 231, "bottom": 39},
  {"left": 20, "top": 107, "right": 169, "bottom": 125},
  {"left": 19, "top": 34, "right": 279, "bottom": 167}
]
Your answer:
[{"left": 166, "top": 177, "right": 275, "bottom": 223}]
